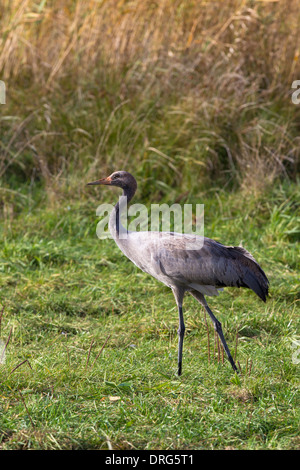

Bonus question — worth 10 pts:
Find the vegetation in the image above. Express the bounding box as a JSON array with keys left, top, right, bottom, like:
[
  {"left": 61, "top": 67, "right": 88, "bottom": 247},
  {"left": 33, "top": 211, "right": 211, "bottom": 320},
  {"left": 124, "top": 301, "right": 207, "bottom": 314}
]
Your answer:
[{"left": 0, "top": 0, "right": 299, "bottom": 450}]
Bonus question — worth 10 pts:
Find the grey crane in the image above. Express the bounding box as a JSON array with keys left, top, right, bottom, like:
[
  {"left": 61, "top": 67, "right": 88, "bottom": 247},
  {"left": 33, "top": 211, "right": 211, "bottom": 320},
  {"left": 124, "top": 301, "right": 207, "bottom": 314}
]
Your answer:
[{"left": 88, "top": 170, "right": 269, "bottom": 375}]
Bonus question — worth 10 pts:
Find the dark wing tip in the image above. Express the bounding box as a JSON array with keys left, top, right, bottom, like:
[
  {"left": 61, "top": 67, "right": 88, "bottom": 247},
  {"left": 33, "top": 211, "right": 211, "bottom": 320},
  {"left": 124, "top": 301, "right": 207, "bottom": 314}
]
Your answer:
[
  {"left": 228, "top": 245, "right": 270, "bottom": 302},
  {"left": 243, "top": 268, "right": 269, "bottom": 302}
]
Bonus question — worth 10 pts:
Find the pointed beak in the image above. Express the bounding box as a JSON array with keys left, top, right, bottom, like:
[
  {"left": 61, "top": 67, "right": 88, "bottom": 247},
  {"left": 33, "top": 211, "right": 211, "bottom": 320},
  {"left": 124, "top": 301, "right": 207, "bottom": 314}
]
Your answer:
[{"left": 87, "top": 176, "right": 112, "bottom": 186}]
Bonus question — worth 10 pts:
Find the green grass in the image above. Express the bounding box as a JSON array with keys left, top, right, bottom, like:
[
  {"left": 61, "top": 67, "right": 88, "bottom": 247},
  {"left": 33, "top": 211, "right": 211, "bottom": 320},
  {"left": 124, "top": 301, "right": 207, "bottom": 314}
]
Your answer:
[
  {"left": 1, "top": 0, "right": 299, "bottom": 451},
  {"left": 0, "top": 181, "right": 299, "bottom": 450}
]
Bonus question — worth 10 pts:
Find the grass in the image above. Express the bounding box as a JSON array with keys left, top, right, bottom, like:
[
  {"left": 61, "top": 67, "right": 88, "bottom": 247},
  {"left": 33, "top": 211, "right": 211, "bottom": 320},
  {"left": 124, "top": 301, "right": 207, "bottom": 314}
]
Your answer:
[
  {"left": 0, "top": 0, "right": 299, "bottom": 451},
  {"left": 0, "top": 0, "right": 299, "bottom": 193},
  {"left": 0, "top": 181, "right": 299, "bottom": 450}
]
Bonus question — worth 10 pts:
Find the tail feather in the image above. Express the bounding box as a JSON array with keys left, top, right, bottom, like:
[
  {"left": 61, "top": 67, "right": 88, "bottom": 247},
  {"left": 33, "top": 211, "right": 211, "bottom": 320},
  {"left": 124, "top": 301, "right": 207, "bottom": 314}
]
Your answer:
[
  {"left": 230, "top": 246, "right": 269, "bottom": 302},
  {"left": 243, "top": 269, "right": 268, "bottom": 302}
]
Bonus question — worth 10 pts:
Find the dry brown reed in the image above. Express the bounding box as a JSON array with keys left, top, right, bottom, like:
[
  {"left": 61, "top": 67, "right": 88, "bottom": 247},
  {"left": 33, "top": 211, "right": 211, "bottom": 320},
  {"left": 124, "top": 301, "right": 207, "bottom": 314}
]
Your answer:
[
  {"left": 1, "top": 0, "right": 299, "bottom": 86},
  {"left": 0, "top": 0, "right": 299, "bottom": 193}
]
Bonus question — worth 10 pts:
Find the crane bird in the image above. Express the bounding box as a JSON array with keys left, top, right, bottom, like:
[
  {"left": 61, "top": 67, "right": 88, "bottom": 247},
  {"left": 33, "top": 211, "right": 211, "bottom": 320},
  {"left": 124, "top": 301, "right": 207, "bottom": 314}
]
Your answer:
[{"left": 88, "top": 171, "right": 269, "bottom": 375}]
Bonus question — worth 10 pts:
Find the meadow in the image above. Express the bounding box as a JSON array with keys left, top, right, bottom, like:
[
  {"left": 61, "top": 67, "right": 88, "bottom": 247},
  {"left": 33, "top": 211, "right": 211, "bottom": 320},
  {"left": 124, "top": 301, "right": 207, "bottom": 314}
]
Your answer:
[{"left": 0, "top": 0, "right": 299, "bottom": 450}]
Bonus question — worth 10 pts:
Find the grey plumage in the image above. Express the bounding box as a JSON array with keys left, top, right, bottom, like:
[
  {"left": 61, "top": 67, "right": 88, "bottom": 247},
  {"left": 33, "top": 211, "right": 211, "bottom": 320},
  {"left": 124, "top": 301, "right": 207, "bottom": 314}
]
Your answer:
[{"left": 88, "top": 170, "right": 269, "bottom": 375}]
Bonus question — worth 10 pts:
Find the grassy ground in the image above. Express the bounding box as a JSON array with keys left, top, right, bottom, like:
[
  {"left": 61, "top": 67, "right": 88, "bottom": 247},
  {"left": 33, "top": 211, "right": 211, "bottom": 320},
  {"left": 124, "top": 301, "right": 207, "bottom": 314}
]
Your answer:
[
  {"left": 0, "top": 0, "right": 299, "bottom": 451},
  {"left": 0, "top": 181, "right": 299, "bottom": 450}
]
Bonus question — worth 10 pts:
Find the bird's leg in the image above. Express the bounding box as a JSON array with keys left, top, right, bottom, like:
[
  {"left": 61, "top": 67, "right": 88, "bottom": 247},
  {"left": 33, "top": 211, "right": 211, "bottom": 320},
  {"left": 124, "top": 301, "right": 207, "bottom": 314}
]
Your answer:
[
  {"left": 177, "top": 305, "right": 185, "bottom": 376},
  {"left": 172, "top": 287, "right": 186, "bottom": 376},
  {"left": 204, "top": 304, "right": 238, "bottom": 373},
  {"left": 190, "top": 291, "right": 238, "bottom": 373}
]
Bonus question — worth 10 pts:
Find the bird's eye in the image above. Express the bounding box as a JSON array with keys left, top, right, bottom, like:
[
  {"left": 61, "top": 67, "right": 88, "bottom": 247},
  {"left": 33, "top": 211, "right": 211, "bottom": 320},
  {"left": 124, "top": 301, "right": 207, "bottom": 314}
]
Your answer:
[{"left": 112, "top": 173, "right": 120, "bottom": 180}]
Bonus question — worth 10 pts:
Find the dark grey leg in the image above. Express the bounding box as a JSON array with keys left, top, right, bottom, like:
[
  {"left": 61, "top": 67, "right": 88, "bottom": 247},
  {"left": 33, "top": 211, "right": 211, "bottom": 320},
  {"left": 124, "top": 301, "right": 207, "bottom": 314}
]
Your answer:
[
  {"left": 204, "top": 304, "right": 238, "bottom": 373},
  {"left": 190, "top": 290, "right": 238, "bottom": 373},
  {"left": 172, "top": 287, "right": 186, "bottom": 376},
  {"left": 177, "top": 306, "right": 185, "bottom": 376}
]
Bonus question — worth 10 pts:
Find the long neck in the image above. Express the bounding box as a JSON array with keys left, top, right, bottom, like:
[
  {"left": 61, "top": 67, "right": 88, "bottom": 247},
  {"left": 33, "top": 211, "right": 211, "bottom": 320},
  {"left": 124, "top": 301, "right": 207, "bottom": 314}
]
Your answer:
[{"left": 109, "top": 185, "right": 136, "bottom": 241}]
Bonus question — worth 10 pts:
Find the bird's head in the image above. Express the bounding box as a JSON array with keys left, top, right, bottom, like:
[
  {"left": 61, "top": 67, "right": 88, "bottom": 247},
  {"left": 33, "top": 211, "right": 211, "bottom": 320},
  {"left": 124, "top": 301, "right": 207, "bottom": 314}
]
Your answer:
[{"left": 87, "top": 170, "right": 137, "bottom": 193}]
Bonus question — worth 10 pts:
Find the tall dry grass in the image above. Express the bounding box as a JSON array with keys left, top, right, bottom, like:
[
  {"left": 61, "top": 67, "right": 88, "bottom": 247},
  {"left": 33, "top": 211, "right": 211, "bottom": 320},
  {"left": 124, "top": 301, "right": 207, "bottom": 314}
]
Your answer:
[
  {"left": 0, "top": 0, "right": 299, "bottom": 197},
  {"left": 1, "top": 0, "right": 299, "bottom": 85}
]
